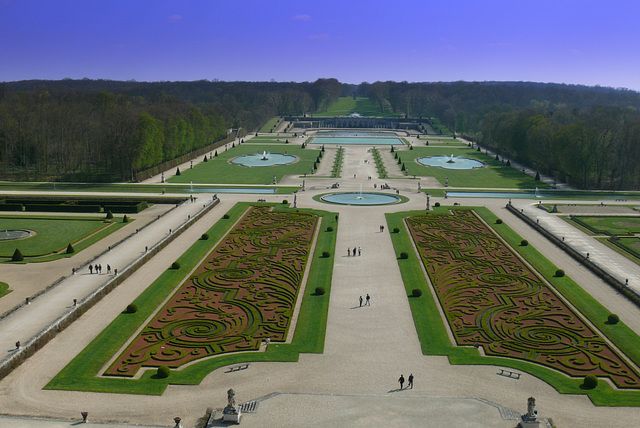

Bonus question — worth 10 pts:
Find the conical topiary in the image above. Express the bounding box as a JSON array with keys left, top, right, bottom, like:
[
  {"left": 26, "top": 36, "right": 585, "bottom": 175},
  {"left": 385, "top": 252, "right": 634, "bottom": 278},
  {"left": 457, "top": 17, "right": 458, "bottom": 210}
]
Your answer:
[
  {"left": 12, "top": 248, "right": 24, "bottom": 262},
  {"left": 176, "top": 167, "right": 181, "bottom": 176},
  {"left": 123, "top": 215, "right": 129, "bottom": 223},
  {"left": 105, "top": 210, "right": 113, "bottom": 219},
  {"left": 66, "top": 243, "right": 75, "bottom": 254}
]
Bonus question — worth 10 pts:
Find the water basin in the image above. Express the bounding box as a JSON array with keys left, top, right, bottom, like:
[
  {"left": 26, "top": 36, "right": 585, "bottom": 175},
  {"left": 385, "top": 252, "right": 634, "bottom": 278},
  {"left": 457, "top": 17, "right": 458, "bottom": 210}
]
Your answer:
[
  {"left": 231, "top": 153, "right": 296, "bottom": 167},
  {"left": 0, "top": 229, "right": 34, "bottom": 241},
  {"left": 312, "top": 136, "right": 402, "bottom": 146},
  {"left": 418, "top": 156, "right": 484, "bottom": 170},
  {"left": 321, "top": 192, "right": 401, "bottom": 205}
]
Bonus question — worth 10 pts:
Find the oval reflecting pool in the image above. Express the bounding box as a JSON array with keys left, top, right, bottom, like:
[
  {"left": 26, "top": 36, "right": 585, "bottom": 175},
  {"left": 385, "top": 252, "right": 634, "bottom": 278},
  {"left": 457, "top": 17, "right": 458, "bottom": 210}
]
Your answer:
[
  {"left": 418, "top": 156, "right": 484, "bottom": 170},
  {"left": 321, "top": 192, "right": 401, "bottom": 205},
  {"left": 231, "top": 153, "right": 297, "bottom": 167}
]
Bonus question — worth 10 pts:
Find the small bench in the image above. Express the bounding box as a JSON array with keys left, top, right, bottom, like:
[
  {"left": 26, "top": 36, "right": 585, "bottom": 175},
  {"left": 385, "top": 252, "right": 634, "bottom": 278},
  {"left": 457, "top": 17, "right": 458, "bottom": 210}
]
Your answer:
[
  {"left": 227, "top": 363, "right": 250, "bottom": 373},
  {"left": 498, "top": 368, "right": 521, "bottom": 379}
]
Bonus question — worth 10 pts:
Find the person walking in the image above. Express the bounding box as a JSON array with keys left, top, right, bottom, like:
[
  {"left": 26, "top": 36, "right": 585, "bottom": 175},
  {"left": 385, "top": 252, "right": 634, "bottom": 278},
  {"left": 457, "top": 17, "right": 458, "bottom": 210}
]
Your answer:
[
  {"left": 358, "top": 247, "right": 361, "bottom": 256},
  {"left": 408, "top": 373, "right": 414, "bottom": 389},
  {"left": 359, "top": 296, "right": 363, "bottom": 307},
  {"left": 366, "top": 294, "right": 370, "bottom": 306},
  {"left": 398, "top": 374, "right": 405, "bottom": 389}
]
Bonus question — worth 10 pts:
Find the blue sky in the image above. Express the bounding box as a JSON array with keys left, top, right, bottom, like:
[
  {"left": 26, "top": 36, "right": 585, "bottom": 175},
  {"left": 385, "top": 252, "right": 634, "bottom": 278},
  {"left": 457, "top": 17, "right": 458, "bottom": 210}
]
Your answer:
[{"left": 2, "top": 0, "right": 639, "bottom": 90}]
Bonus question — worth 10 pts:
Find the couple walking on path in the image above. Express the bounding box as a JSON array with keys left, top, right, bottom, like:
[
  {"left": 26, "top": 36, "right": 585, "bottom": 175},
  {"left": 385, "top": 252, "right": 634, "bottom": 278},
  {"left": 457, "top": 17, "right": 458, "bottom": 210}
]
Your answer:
[
  {"left": 359, "top": 294, "right": 371, "bottom": 307},
  {"left": 398, "top": 373, "right": 414, "bottom": 389}
]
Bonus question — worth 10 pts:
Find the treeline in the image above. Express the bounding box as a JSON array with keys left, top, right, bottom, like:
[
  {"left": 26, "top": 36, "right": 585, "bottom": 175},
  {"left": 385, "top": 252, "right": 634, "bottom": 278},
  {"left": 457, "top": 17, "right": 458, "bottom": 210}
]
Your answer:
[{"left": 481, "top": 106, "right": 640, "bottom": 189}]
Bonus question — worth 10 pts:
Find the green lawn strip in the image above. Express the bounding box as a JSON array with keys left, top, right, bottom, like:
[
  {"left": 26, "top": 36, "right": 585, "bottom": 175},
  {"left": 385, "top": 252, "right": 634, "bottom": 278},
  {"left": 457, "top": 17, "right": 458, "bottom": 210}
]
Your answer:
[
  {"left": 575, "top": 216, "right": 640, "bottom": 235},
  {"left": 258, "top": 117, "right": 282, "bottom": 133},
  {"left": 309, "top": 97, "right": 401, "bottom": 118},
  {"left": 45, "top": 203, "right": 337, "bottom": 395},
  {"left": 0, "top": 281, "right": 11, "bottom": 298},
  {"left": 428, "top": 117, "right": 452, "bottom": 135},
  {"left": 168, "top": 144, "right": 319, "bottom": 185},
  {"left": 387, "top": 206, "right": 640, "bottom": 405},
  {"left": 393, "top": 146, "right": 546, "bottom": 189},
  {"left": 0, "top": 216, "right": 127, "bottom": 261},
  {"left": 601, "top": 237, "right": 640, "bottom": 263}
]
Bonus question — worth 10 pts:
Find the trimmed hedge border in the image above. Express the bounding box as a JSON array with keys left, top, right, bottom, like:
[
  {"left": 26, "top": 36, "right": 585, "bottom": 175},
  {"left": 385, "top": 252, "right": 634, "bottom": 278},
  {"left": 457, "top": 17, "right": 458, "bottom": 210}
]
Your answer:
[{"left": 0, "top": 198, "right": 219, "bottom": 382}]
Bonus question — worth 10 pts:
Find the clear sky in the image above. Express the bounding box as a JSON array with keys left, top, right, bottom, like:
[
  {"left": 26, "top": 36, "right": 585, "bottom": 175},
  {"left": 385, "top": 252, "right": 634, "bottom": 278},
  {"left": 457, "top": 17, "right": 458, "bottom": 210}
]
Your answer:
[{"left": 2, "top": 0, "right": 639, "bottom": 91}]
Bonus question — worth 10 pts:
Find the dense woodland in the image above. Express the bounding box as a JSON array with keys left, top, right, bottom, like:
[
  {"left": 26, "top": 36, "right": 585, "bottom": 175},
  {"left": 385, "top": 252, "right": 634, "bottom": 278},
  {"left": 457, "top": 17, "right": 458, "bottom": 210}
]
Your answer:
[{"left": 1, "top": 78, "right": 640, "bottom": 188}]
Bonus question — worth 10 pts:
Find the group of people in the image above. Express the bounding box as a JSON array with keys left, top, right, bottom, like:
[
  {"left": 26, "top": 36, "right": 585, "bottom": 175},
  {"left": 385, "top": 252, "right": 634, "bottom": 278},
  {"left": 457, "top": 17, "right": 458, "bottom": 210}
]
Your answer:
[
  {"left": 347, "top": 246, "right": 362, "bottom": 257},
  {"left": 88, "top": 263, "right": 112, "bottom": 275},
  {"left": 358, "top": 294, "right": 371, "bottom": 307},
  {"left": 398, "top": 373, "right": 414, "bottom": 389}
]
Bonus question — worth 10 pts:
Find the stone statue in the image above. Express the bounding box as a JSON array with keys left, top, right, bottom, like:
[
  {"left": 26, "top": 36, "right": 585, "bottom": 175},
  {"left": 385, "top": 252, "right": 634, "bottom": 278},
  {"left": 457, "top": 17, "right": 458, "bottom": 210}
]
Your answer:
[
  {"left": 227, "top": 388, "right": 236, "bottom": 407},
  {"left": 527, "top": 397, "right": 535, "bottom": 416}
]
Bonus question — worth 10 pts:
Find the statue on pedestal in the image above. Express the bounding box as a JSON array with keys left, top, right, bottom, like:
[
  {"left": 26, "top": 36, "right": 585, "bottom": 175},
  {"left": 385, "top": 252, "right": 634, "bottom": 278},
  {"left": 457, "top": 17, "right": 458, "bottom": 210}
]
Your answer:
[
  {"left": 222, "top": 388, "right": 242, "bottom": 423},
  {"left": 518, "top": 396, "right": 540, "bottom": 427}
]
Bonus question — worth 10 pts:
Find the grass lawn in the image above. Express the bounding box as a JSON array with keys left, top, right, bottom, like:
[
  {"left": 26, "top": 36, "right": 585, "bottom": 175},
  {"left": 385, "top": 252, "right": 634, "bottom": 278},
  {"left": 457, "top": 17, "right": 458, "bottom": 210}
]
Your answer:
[
  {"left": 258, "top": 117, "right": 282, "bottom": 133},
  {"left": 394, "top": 146, "right": 547, "bottom": 189},
  {"left": 0, "top": 215, "right": 128, "bottom": 262},
  {"left": 309, "top": 97, "right": 401, "bottom": 117},
  {"left": 0, "top": 281, "right": 11, "bottom": 298},
  {"left": 45, "top": 202, "right": 337, "bottom": 395},
  {"left": 570, "top": 216, "right": 640, "bottom": 235},
  {"left": 168, "top": 144, "right": 323, "bottom": 185},
  {"left": 386, "top": 206, "right": 640, "bottom": 406}
]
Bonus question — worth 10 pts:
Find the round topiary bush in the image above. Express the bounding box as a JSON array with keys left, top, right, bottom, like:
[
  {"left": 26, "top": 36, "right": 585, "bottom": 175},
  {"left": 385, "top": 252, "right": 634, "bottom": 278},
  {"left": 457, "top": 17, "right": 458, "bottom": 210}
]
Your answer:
[
  {"left": 223, "top": 214, "right": 230, "bottom": 219},
  {"left": 314, "top": 286, "right": 326, "bottom": 295},
  {"left": 126, "top": 303, "right": 138, "bottom": 313},
  {"left": 122, "top": 215, "right": 129, "bottom": 223},
  {"left": 434, "top": 202, "right": 440, "bottom": 207},
  {"left": 555, "top": 269, "right": 565, "bottom": 277},
  {"left": 608, "top": 313, "right": 620, "bottom": 324},
  {"left": 201, "top": 233, "right": 209, "bottom": 240},
  {"left": 282, "top": 199, "right": 288, "bottom": 204},
  {"left": 520, "top": 240, "right": 529, "bottom": 246},
  {"left": 157, "top": 365, "right": 171, "bottom": 378},
  {"left": 66, "top": 243, "right": 75, "bottom": 254},
  {"left": 495, "top": 219, "right": 503, "bottom": 224},
  {"left": 411, "top": 288, "right": 422, "bottom": 297},
  {"left": 583, "top": 374, "right": 598, "bottom": 389},
  {"left": 322, "top": 251, "right": 330, "bottom": 258},
  {"left": 12, "top": 248, "right": 23, "bottom": 262},
  {"left": 399, "top": 252, "right": 409, "bottom": 259},
  {"left": 171, "top": 261, "right": 181, "bottom": 269},
  {"left": 393, "top": 227, "right": 400, "bottom": 233},
  {"left": 105, "top": 210, "right": 114, "bottom": 219},
  {"left": 326, "top": 226, "right": 334, "bottom": 232}
]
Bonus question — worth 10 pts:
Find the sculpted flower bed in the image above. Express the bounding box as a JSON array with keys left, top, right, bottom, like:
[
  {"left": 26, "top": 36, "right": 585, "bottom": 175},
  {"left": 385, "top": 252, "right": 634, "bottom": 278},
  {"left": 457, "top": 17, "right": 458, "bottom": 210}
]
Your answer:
[
  {"left": 106, "top": 206, "right": 318, "bottom": 377},
  {"left": 406, "top": 210, "right": 640, "bottom": 388}
]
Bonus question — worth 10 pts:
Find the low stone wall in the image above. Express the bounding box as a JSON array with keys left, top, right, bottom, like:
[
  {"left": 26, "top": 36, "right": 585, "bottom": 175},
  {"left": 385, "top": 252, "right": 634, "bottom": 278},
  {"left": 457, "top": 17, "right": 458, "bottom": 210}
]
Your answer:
[
  {"left": 506, "top": 203, "right": 640, "bottom": 307},
  {"left": 0, "top": 198, "right": 220, "bottom": 381}
]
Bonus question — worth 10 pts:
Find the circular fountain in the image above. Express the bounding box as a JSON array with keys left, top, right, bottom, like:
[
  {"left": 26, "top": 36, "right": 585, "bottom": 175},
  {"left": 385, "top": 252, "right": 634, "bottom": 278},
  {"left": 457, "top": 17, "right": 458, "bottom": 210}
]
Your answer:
[
  {"left": 231, "top": 153, "right": 297, "bottom": 167},
  {"left": 417, "top": 155, "right": 484, "bottom": 170},
  {"left": 320, "top": 192, "right": 402, "bottom": 206},
  {"left": 0, "top": 229, "right": 35, "bottom": 241}
]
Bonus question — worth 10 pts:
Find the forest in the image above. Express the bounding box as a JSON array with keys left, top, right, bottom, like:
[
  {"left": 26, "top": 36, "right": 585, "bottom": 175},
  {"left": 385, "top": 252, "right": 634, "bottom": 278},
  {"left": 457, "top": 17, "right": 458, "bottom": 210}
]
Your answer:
[{"left": 1, "top": 78, "right": 639, "bottom": 188}]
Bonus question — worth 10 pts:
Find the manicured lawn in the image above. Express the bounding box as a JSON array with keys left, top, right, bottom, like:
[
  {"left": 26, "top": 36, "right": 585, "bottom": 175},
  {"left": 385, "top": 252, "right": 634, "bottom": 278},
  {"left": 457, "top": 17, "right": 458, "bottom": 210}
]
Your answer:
[
  {"left": 168, "top": 144, "right": 323, "bottom": 185},
  {"left": 45, "top": 202, "right": 337, "bottom": 395},
  {"left": 387, "top": 206, "right": 640, "bottom": 406},
  {"left": 570, "top": 216, "right": 640, "bottom": 235},
  {"left": 258, "top": 117, "right": 282, "bottom": 133},
  {"left": 309, "top": 97, "right": 401, "bottom": 117},
  {"left": 0, "top": 281, "right": 11, "bottom": 298},
  {"left": 395, "top": 146, "right": 547, "bottom": 189},
  {"left": 0, "top": 215, "right": 128, "bottom": 262}
]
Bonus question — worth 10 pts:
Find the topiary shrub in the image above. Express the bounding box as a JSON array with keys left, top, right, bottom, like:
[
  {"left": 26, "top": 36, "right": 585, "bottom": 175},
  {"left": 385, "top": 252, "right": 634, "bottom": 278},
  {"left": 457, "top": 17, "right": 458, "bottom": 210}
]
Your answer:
[
  {"left": 434, "top": 202, "right": 440, "bottom": 207},
  {"left": 520, "top": 240, "right": 529, "bottom": 246},
  {"left": 12, "top": 248, "right": 23, "bottom": 262},
  {"left": 607, "top": 313, "right": 620, "bottom": 324},
  {"left": 223, "top": 214, "right": 230, "bottom": 219},
  {"left": 495, "top": 219, "right": 503, "bottom": 224},
  {"left": 583, "top": 374, "right": 598, "bottom": 389},
  {"left": 282, "top": 199, "right": 288, "bottom": 204},
  {"left": 326, "top": 226, "right": 334, "bottom": 232},
  {"left": 105, "top": 210, "right": 114, "bottom": 219},
  {"left": 535, "top": 171, "right": 540, "bottom": 181},
  {"left": 393, "top": 227, "right": 400, "bottom": 233},
  {"left": 203, "top": 155, "right": 208, "bottom": 162},
  {"left": 399, "top": 252, "right": 409, "bottom": 259},
  {"left": 126, "top": 303, "right": 138, "bottom": 313},
  {"left": 321, "top": 251, "right": 330, "bottom": 258},
  {"left": 123, "top": 215, "right": 129, "bottom": 223},
  {"left": 555, "top": 269, "right": 565, "bottom": 277},
  {"left": 157, "top": 365, "right": 171, "bottom": 378},
  {"left": 411, "top": 288, "right": 422, "bottom": 297},
  {"left": 201, "top": 233, "right": 209, "bottom": 240},
  {"left": 171, "top": 261, "right": 181, "bottom": 269},
  {"left": 176, "top": 167, "right": 181, "bottom": 176},
  {"left": 66, "top": 243, "right": 75, "bottom": 254},
  {"left": 314, "top": 286, "right": 326, "bottom": 295}
]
